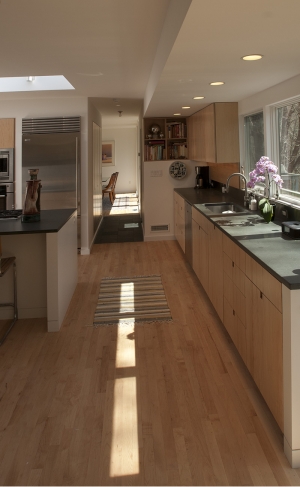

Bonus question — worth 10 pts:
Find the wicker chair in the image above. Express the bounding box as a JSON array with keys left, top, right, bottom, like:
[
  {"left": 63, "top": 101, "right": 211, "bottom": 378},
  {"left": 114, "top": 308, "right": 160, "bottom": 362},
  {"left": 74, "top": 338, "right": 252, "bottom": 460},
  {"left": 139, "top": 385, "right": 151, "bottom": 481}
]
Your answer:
[{"left": 102, "top": 172, "right": 119, "bottom": 204}]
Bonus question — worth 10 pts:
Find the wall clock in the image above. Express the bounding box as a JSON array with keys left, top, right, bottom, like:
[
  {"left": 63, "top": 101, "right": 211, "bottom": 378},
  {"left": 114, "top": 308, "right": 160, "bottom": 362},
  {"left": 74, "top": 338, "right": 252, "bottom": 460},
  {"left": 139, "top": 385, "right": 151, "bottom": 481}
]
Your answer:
[{"left": 169, "top": 161, "right": 187, "bottom": 179}]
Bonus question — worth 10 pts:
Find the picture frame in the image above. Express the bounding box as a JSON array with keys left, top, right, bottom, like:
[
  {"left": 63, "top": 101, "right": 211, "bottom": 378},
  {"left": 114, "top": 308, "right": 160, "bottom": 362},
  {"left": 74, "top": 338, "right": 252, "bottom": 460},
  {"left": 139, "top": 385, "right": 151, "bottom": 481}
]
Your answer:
[{"left": 102, "top": 140, "right": 115, "bottom": 166}]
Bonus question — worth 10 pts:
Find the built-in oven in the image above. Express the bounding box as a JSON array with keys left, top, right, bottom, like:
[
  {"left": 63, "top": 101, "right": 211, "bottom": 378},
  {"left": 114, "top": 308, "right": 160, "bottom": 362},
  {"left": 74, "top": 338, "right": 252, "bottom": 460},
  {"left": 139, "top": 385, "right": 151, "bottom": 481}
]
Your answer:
[
  {"left": 0, "top": 148, "right": 14, "bottom": 181},
  {"left": 0, "top": 182, "right": 14, "bottom": 211}
]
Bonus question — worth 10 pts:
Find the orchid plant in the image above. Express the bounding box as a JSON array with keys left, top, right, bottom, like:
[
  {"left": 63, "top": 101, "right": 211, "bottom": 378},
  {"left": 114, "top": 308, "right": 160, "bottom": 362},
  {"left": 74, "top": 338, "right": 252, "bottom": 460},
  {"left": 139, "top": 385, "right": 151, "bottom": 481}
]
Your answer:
[{"left": 247, "top": 156, "right": 283, "bottom": 222}]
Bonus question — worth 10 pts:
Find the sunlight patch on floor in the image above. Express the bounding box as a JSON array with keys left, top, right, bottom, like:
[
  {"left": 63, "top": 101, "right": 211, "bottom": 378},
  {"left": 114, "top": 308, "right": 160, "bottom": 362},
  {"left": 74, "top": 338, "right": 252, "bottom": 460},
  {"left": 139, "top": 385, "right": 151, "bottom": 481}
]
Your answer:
[{"left": 110, "top": 320, "right": 139, "bottom": 476}]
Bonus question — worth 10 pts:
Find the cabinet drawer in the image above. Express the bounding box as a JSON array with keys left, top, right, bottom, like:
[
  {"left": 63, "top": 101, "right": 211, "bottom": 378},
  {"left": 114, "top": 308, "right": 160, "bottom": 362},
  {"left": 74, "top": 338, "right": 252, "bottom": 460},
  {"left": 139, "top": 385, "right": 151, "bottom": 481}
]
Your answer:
[
  {"left": 174, "top": 192, "right": 185, "bottom": 220},
  {"left": 245, "top": 254, "right": 282, "bottom": 312},
  {"left": 222, "top": 234, "right": 246, "bottom": 272},
  {"left": 192, "top": 207, "right": 211, "bottom": 233}
]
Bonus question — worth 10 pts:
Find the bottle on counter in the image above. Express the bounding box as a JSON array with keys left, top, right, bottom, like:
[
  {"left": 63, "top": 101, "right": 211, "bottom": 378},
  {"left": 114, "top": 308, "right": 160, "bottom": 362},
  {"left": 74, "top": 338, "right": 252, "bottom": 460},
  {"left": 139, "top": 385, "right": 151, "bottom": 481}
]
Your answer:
[{"left": 249, "top": 196, "right": 258, "bottom": 211}]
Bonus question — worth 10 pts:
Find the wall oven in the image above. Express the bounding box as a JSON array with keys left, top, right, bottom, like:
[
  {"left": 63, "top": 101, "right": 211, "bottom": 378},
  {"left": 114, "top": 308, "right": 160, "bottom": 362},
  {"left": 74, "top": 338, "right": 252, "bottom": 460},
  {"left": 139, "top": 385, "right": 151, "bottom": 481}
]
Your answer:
[
  {"left": 0, "top": 148, "right": 14, "bottom": 181},
  {"left": 0, "top": 148, "right": 15, "bottom": 210}
]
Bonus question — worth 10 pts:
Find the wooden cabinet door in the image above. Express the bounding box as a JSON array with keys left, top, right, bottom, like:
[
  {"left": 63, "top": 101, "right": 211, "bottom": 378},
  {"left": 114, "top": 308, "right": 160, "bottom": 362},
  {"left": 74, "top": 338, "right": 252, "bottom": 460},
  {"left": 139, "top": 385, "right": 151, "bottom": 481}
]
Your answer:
[
  {"left": 0, "top": 119, "right": 15, "bottom": 148},
  {"left": 245, "top": 277, "right": 283, "bottom": 430},
  {"left": 192, "top": 218, "right": 200, "bottom": 278},
  {"left": 208, "top": 222, "right": 223, "bottom": 321},
  {"left": 215, "top": 103, "right": 239, "bottom": 163},
  {"left": 174, "top": 194, "right": 185, "bottom": 252},
  {"left": 201, "top": 104, "right": 216, "bottom": 163}
]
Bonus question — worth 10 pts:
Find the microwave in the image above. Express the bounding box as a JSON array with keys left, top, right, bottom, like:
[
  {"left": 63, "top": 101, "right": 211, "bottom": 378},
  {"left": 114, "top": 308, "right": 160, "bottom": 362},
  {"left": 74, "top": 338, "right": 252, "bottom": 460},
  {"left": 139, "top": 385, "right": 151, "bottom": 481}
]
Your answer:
[{"left": 0, "top": 148, "right": 14, "bottom": 181}]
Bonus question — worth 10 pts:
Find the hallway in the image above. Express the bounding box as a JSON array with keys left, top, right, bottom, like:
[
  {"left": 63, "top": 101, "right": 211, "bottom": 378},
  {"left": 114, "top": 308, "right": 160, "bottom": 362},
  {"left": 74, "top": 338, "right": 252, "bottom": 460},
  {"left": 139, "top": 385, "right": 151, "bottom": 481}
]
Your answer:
[{"left": 0, "top": 240, "right": 298, "bottom": 485}]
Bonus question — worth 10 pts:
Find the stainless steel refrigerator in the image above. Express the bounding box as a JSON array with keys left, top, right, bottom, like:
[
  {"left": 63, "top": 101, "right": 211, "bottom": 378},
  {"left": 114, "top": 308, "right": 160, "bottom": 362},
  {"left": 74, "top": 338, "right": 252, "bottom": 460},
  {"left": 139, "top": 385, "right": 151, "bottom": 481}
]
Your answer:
[{"left": 22, "top": 116, "right": 81, "bottom": 247}]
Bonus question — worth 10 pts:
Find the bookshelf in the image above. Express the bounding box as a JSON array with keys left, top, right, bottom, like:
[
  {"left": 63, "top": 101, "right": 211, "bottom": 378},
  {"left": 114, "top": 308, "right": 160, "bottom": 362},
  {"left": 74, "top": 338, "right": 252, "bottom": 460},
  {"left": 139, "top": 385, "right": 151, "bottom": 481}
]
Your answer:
[{"left": 144, "top": 117, "right": 188, "bottom": 161}]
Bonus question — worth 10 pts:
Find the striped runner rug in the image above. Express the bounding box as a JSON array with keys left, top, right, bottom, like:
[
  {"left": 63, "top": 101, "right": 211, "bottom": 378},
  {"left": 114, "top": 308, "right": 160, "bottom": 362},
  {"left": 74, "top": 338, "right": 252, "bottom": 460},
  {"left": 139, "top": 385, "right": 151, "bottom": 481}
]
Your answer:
[{"left": 94, "top": 275, "right": 172, "bottom": 326}]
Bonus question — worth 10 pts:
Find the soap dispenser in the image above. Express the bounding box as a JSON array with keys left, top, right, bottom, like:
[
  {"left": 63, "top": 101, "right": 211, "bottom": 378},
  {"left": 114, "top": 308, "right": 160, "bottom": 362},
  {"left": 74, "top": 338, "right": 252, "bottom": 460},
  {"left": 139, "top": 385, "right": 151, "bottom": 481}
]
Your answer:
[{"left": 249, "top": 195, "right": 258, "bottom": 211}]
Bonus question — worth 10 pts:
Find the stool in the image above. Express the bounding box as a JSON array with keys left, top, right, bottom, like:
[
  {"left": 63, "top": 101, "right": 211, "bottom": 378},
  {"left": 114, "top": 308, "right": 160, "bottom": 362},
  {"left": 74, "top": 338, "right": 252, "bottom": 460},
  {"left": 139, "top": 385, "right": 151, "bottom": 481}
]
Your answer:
[{"left": 0, "top": 256, "right": 18, "bottom": 345}]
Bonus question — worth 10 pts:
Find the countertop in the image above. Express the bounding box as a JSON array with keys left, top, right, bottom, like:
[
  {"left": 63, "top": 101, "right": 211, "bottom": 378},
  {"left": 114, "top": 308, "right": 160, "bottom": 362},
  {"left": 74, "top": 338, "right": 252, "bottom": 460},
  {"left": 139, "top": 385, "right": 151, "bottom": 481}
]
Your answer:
[
  {"left": 0, "top": 209, "right": 76, "bottom": 235},
  {"left": 175, "top": 187, "right": 300, "bottom": 290}
]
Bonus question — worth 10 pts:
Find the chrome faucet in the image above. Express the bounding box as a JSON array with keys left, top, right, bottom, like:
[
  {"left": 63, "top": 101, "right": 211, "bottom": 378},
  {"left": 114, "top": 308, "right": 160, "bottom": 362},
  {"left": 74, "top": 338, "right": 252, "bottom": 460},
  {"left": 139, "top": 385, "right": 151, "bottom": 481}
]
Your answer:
[{"left": 226, "top": 172, "right": 249, "bottom": 206}]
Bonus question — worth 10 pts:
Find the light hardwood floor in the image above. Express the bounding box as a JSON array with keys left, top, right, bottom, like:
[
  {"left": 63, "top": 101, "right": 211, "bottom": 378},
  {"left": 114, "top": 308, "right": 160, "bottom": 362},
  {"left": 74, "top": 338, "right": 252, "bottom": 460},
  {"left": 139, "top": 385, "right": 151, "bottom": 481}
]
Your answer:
[{"left": 0, "top": 240, "right": 300, "bottom": 486}]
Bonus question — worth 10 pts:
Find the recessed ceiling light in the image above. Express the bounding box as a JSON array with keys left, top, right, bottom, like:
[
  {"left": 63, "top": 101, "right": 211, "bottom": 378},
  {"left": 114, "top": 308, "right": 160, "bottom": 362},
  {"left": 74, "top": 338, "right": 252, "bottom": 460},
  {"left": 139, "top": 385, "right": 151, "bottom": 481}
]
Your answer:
[
  {"left": 27, "top": 76, "right": 35, "bottom": 82},
  {"left": 193, "top": 96, "right": 205, "bottom": 100},
  {"left": 242, "top": 54, "right": 263, "bottom": 61},
  {"left": 173, "top": 113, "right": 181, "bottom": 116},
  {"left": 182, "top": 106, "right": 190, "bottom": 109},
  {"left": 210, "top": 81, "right": 225, "bottom": 86}
]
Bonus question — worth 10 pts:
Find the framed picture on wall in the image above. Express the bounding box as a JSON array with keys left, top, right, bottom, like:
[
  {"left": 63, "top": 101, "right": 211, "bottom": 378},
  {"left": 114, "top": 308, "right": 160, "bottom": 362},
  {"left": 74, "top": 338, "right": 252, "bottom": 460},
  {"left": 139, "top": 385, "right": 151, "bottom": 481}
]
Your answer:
[{"left": 102, "top": 140, "right": 115, "bottom": 166}]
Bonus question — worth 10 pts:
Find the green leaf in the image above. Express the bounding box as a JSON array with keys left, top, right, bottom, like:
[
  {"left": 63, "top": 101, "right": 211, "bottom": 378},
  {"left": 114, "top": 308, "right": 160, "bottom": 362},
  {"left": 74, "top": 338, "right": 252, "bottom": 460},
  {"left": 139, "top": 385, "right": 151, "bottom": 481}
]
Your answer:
[{"left": 258, "top": 198, "right": 268, "bottom": 209}]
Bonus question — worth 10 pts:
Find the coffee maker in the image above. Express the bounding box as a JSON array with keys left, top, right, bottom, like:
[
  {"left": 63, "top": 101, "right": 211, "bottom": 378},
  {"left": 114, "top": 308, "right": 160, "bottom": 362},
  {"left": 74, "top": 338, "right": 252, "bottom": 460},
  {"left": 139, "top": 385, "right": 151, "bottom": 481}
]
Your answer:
[{"left": 195, "top": 166, "right": 210, "bottom": 189}]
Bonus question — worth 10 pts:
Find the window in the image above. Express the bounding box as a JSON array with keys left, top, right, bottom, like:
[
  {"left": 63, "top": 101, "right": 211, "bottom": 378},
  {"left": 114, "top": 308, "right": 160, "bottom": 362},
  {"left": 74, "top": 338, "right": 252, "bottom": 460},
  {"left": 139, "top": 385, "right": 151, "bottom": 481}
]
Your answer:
[
  {"left": 244, "top": 111, "right": 264, "bottom": 174},
  {"left": 277, "top": 101, "right": 300, "bottom": 200}
]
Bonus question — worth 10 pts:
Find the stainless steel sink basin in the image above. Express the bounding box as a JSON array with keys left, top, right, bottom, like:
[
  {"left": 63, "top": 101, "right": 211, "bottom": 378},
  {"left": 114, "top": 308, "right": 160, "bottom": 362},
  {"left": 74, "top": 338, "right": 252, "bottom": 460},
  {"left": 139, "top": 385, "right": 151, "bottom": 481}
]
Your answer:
[{"left": 204, "top": 202, "right": 249, "bottom": 214}]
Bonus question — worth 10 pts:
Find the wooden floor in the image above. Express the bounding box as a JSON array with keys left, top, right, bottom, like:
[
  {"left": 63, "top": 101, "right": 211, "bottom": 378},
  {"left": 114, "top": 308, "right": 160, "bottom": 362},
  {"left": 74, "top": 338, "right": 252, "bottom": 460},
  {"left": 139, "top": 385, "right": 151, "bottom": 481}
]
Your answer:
[{"left": 0, "top": 240, "right": 300, "bottom": 486}]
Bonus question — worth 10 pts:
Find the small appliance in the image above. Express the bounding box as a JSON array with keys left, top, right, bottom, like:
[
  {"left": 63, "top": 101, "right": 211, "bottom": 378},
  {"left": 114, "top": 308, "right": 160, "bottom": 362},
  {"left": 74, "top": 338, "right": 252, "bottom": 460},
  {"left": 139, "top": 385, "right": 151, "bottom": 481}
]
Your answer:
[
  {"left": 195, "top": 166, "right": 209, "bottom": 189},
  {"left": 282, "top": 221, "right": 300, "bottom": 239}
]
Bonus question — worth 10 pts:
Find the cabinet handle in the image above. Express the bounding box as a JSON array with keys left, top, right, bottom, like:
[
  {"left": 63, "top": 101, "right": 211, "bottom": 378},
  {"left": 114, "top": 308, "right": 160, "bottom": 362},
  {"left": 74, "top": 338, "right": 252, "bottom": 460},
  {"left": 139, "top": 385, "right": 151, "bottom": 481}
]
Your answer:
[
  {"left": 232, "top": 261, "right": 234, "bottom": 267},
  {"left": 233, "top": 310, "right": 235, "bottom": 316},
  {"left": 260, "top": 291, "right": 263, "bottom": 299}
]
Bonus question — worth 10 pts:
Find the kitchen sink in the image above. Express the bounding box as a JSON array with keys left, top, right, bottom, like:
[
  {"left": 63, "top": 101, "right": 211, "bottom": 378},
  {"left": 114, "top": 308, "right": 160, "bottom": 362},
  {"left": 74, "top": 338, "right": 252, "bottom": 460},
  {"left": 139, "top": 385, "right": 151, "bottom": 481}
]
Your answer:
[{"left": 204, "top": 202, "right": 250, "bottom": 214}]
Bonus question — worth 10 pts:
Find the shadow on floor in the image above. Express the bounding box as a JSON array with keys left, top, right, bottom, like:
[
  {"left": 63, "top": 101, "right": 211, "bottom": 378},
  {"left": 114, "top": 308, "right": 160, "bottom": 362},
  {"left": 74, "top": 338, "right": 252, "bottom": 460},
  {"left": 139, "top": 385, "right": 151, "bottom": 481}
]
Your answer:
[{"left": 94, "top": 214, "right": 144, "bottom": 243}]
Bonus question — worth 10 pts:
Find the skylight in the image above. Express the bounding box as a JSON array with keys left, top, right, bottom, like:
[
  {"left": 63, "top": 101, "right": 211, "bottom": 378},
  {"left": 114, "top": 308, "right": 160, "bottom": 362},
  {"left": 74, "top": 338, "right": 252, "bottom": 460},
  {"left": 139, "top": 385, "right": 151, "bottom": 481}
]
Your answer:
[{"left": 0, "top": 76, "right": 74, "bottom": 92}]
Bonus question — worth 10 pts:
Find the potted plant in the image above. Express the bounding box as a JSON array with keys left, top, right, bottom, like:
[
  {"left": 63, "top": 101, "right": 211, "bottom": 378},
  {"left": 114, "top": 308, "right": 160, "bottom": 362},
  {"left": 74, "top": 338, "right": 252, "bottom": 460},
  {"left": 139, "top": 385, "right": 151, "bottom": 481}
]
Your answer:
[{"left": 247, "top": 156, "right": 283, "bottom": 222}]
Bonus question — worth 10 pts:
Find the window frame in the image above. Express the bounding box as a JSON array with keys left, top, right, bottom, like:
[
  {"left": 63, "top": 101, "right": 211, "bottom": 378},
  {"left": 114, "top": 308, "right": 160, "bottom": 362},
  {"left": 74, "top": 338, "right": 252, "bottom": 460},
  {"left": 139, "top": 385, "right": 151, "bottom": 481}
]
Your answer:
[{"left": 270, "top": 96, "right": 300, "bottom": 205}]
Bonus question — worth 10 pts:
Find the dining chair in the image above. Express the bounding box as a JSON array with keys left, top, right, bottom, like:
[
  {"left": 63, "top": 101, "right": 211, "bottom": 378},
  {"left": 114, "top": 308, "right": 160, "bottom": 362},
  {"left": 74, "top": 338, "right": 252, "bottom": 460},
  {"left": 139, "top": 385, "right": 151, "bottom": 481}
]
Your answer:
[{"left": 102, "top": 172, "right": 117, "bottom": 204}]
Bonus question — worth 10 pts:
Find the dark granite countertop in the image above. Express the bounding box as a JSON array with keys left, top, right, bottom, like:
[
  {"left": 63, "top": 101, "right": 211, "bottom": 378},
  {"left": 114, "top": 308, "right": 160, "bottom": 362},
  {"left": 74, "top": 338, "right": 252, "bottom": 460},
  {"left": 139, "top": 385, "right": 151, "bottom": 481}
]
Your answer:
[
  {"left": 175, "top": 187, "right": 300, "bottom": 290},
  {"left": 0, "top": 209, "right": 76, "bottom": 235}
]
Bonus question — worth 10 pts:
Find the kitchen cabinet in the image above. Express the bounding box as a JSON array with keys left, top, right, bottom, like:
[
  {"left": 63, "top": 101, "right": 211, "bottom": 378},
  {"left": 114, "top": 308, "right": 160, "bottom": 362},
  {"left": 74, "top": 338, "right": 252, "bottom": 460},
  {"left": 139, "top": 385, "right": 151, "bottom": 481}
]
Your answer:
[
  {"left": 208, "top": 220, "right": 223, "bottom": 321},
  {"left": 144, "top": 117, "right": 188, "bottom": 161},
  {"left": 191, "top": 208, "right": 223, "bottom": 320},
  {"left": 222, "top": 232, "right": 283, "bottom": 430},
  {"left": 174, "top": 192, "right": 185, "bottom": 252},
  {"left": 192, "top": 207, "right": 209, "bottom": 294},
  {"left": 223, "top": 235, "right": 247, "bottom": 363},
  {"left": 0, "top": 119, "right": 15, "bottom": 148},
  {"left": 187, "top": 103, "right": 239, "bottom": 163},
  {"left": 245, "top": 276, "right": 283, "bottom": 430}
]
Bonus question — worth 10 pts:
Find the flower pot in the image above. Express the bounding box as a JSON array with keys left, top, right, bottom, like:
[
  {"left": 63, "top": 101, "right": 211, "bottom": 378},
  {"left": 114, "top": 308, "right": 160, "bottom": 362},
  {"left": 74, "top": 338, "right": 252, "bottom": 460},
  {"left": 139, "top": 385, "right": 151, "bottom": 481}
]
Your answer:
[{"left": 259, "top": 198, "right": 275, "bottom": 223}]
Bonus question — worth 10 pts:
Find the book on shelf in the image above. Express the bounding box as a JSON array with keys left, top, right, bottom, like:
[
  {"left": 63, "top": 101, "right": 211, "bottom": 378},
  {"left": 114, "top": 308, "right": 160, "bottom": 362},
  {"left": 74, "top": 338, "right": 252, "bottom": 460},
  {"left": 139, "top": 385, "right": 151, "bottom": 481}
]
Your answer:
[
  {"left": 144, "top": 143, "right": 165, "bottom": 161},
  {"left": 167, "top": 122, "right": 187, "bottom": 138},
  {"left": 168, "top": 142, "right": 188, "bottom": 159}
]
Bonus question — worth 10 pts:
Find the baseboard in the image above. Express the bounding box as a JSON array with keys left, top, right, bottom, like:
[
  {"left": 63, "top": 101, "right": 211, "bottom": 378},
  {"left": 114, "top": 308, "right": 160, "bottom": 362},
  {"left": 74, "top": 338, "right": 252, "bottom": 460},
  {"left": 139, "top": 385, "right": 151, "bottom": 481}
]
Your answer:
[
  {"left": 80, "top": 247, "right": 91, "bottom": 255},
  {"left": 144, "top": 235, "right": 176, "bottom": 242},
  {"left": 284, "top": 437, "right": 300, "bottom": 468}
]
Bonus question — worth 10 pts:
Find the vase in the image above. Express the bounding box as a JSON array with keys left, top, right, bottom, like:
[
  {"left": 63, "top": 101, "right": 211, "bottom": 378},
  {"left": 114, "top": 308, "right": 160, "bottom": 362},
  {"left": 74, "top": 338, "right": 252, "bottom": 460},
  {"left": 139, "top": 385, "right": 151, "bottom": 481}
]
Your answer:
[{"left": 260, "top": 201, "right": 276, "bottom": 223}]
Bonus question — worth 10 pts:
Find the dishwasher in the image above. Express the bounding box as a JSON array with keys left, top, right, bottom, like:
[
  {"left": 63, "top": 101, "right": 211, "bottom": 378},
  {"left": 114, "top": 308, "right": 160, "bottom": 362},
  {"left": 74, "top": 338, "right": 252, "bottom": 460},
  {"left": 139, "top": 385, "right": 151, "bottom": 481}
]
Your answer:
[{"left": 185, "top": 201, "right": 193, "bottom": 266}]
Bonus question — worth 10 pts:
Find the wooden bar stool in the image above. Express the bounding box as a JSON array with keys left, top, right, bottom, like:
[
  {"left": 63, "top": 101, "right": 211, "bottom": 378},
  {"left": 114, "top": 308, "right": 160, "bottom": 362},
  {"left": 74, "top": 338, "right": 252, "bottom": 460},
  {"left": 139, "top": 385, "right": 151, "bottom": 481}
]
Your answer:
[{"left": 0, "top": 237, "right": 18, "bottom": 345}]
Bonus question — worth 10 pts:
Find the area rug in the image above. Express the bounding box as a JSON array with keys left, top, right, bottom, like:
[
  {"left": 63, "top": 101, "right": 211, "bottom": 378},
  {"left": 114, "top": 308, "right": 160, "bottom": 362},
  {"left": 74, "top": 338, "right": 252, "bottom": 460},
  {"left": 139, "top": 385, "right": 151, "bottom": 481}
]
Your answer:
[{"left": 94, "top": 275, "right": 172, "bottom": 326}]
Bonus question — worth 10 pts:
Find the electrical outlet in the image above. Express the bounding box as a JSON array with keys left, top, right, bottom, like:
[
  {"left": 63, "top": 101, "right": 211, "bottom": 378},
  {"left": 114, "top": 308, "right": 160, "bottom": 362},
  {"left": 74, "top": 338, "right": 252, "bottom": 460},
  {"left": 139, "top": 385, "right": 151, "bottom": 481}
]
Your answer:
[
  {"left": 150, "top": 170, "right": 163, "bottom": 177},
  {"left": 282, "top": 209, "right": 288, "bottom": 217}
]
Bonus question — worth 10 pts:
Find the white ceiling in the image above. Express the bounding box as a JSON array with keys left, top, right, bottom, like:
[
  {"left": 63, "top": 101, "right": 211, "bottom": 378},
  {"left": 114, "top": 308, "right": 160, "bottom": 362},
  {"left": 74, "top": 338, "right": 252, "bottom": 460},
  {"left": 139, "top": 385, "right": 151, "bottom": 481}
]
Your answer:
[{"left": 1, "top": 0, "right": 300, "bottom": 124}]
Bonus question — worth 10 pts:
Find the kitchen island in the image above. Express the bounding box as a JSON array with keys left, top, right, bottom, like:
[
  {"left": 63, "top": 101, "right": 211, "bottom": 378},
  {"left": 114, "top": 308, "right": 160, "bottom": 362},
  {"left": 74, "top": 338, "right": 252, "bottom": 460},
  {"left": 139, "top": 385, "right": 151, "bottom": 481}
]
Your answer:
[
  {"left": 175, "top": 187, "right": 300, "bottom": 468},
  {"left": 0, "top": 209, "right": 77, "bottom": 332}
]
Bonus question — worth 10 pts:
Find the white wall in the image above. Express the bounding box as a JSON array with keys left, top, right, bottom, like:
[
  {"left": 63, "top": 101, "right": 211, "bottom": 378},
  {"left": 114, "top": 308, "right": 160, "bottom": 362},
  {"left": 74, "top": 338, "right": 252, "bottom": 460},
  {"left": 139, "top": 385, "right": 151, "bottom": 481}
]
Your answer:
[
  {"left": 143, "top": 159, "right": 205, "bottom": 241},
  {"left": 0, "top": 96, "right": 90, "bottom": 250},
  {"left": 102, "top": 126, "right": 137, "bottom": 194},
  {"left": 87, "top": 99, "right": 102, "bottom": 254}
]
